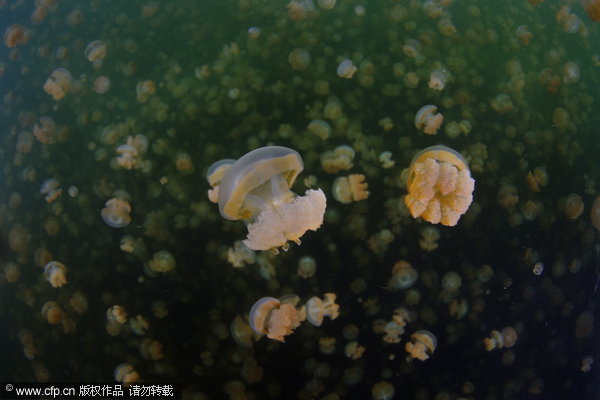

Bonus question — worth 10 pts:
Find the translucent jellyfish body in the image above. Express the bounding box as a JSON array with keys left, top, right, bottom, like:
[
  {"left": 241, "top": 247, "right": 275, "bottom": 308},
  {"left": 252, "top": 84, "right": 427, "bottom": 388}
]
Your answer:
[
  {"left": 388, "top": 261, "right": 418, "bottom": 290},
  {"left": 147, "top": 250, "right": 176, "bottom": 273},
  {"left": 405, "top": 330, "right": 437, "bottom": 361},
  {"left": 114, "top": 363, "right": 140, "bottom": 384},
  {"left": 414, "top": 105, "right": 443, "bottom": 135},
  {"left": 101, "top": 198, "right": 132, "bottom": 228},
  {"left": 84, "top": 40, "right": 107, "bottom": 62},
  {"left": 332, "top": 174, "right": 369, "bottom": 204},
  {"left": 227, "top": 241, "right": 255, "bottom": 268},
  {"left": 297, "top": 255, "right": 317, "bottom": 278},
  {"left": 372, "top": 381, "right": 395, "bottom": 400},
  {"left": 337, "top": 59, "right": 357, "bottom": 79},
  {"left": 305, "top": 293, "right": 340, "bottom": 326},
  {"left": 206, "top": 159, "right": 235, "bottom": 203},
  {"left": 44, "top": 261, "right": 67, "bottom": 288},
  {"left": 582, "top": 0, "right": 600, "bottom": 21},
  {"left": 321, "top": 145, "right": 355, "bottom": 173},
  {"left": 43, "top": 68, "right": 72, "bottom": 100},
  {"left": 428, "top": 69, "right": 450, "bottom": 91},
  {"left": 591, "top": 196, "right": 600, "bottom": 230},
  {"left": 217, "top": 146, "right": 327, "bottom": 252},
  {"left": 307, "top": 119, "right": 331, "bottom": 140},
  {"left": 41, "top": 301, "right": 63, "bottom": 325},
  {"left": 404, "top": 145, "right": 475, "bottom": 226},
  {"left": 3, "top": 24, "right": 32, "bottom": 48},
  {"left": 106, "top": 305, "right": 128, "bottom": 336},
  {"left": 40, "top": 178, "right": 62, "bottom": 203},
  {"left": 248, "top": 297, "right": 305, "bottom": 342}
]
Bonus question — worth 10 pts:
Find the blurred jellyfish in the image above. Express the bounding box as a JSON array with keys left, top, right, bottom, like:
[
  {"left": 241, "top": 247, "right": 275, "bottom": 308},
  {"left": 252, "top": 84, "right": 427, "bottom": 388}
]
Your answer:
[
  {"left": 230, "top": 315, "right": 255, "bottom": 348},
  {"left": 217, "top": 146, "right": 327, "bottom": 252},
  {"left": 94, "top": 76, "right": 111, "bottom": 94},
  {"left": 337, "top": 59, "right": 357, "bottom": 79},
  {"left": 305, "top": 293, "right": 340, "bottom": 327},
  {"left": 288, "top": 48, "right": 311, "bottom": 71},
  {"left": 140, "top": 338, "right": 164, "bottom": 360},
  {"left": 405, "top": 330, "right": 437, "bottom": 361},
  {"left": 591, "top": 196, "right": 600, "bottom": 230},
  {"left": 415, "top": 105, "right": 443, "bottom": 134},
  {"left": 44, "top": 261, "right": 67, "bottom": 288},
  {"left": 318, "top": 0, "right": 336, "bottom": 9},
  {"left": 41, "top": 301, "right": 63, "bottom": 325},
  {"left": 106, "top": 305, "right": 128, "bottom": 336},
  {"left": 405, "top": 145, "right": 475, "bottom": 226},
  {"left": 248, "top": 297, "right": 305, "bottom": 342},
  {"left": 379, "top": 151, "right": 394, "bottom": 168},
  {"left": 33, "top": 116, "right": 58, "bottom": 144},
  {"left": 85, "top": 40, "right": 107, "bottom": 63},
  {"left": 307, "top": 119, "right": 331, "bottom": 140},
  {"left": 332, "top": 174, "right": 369, "bottom": 204},
  {"left": 147, "top": 250, "right": 176, "bottom": 273},
  {"left": 388, "top": 261, "right": 418, "bottom": 290},
  {"left": 3, "top": 24, "right": 32, "bottom": 48},
  {"left": 582, "top": 0, "right": 600, "bottom": 21},
  {"left": 43, "top": 68, "right": 72, "bottom": 100},
  {"left": 40, "top": 178, "right": 62, "bottom": 203},
  {"left": 419, "top": 226, "right": 440, "bottom": 251},
  {"left": 563, "top": 61, "right": 580, "bottom": 84},
  {"left": 114, "top": 363, "right": 140, "bottom": 384},
  {"left": 136, "top": 80, "right": 156, "bottom": 103},
  {"left": 345, "top": 341, "right": 366, "bottom": 359},
  {"left": 101, "top": 198, "right": 132, "bottom": 228},
  {"left": 372, "top": 381, "right": 395, "bottom": 400},
  {"left": 428, "top": 69, "right": 450, "bottom": 91},
  {"left": 297, "top": 255, "right": 317, "bottom": 278},
  {"left": 247, "top": 26, "right": 261, "bottom": 39},
  {"left": 515, "top": 25, "right": 533, "bottom": 45},
  {"left": 227, "top": 241, "right": 256, "bottom": 268},
  {"left": 563, "top": 194, "right": 584, "bottom": 219},
  {"left": 321, "top": 145, "right": 355, "bottom": 173}
]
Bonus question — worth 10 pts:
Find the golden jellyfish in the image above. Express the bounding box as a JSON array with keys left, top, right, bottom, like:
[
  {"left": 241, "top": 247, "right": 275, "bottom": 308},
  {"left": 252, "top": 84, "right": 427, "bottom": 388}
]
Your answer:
[
  {"left": 405, "top": 330, "right": 437, "bottom": 361},
  {"left": 147, "top": 250, "right": 176, "bottom": 273},
  {"left": 227, "top": 240, "right": 256, "bottom": 268},
  {"left": 136, "top": 79, "right": 156, "bottom": 103},
  {"left": 321, "top": 145, "right": 355, "bottom": 173},
  {"left": 428, "top": 69, "right": 450, "bottom": 91},
  {"left": 33, "top": 116, "right": 58, "bottom": 144},
  {"left": 43, "top": 68, "right": 72, "bottom": 100},
  {"left": 582, "top": 0, "right": 600, "bottom": 21},
  {"left": 591, "top": 196, "right": 600, "bottom": 230},
  {"left": 337, "top": 59, "right": 357, "bottom": 79},
  {"left": 297, "top": 255, "right": 317, "bottom": 278},
  {"left": 230, "top": 315, "right": 256, "bottom": 348},
  {"left": 288, "top": 48, "right": 311, "bottom": 71},
  {"left": 379, "top": 151, "right": 394, "bottom": 168},
  {"left": 388, "top": 260, "right": 418, "bottom": 290},
  {"left": 318, "top": 0, "right": 336, "bottom": 9},
  {"left": 101, "top": 198, "right": 132, "bottom": 228},
  {"left": 106, "top": 305, "right": 128, "bottom": 336},
  {"left": 94, "top": 76, "right": 111, "bottom": 94},
  {"left": 248, "top": 296, "right": 305, "bottom": 342},
  {"left": 332, "top": 174, "right": 369, "bottom": 204},
  {"left": 345, "top": 341, "right": 366, "bottom": 359},
  {"left": 404, "top": 145, "right": 475, "bottom": 226},
  {"left": 40, "top": 178, "right": 62, "bottom": 203},
  {"left": 129, "top": 315, "right": 150, "bottom": 336},
  {"left": 206, "top": 158, "right": 235, "bottom": 203},
  {"left": 41, "top": 301, "right": 64, "bottom": 325},
  {"left": 114, "top": 363, "right": 140, "bottom": 384},
  {"left": 414, "top": 105, "right": 443, "bottom": 135},
  {"left": 217, "top": 146, "right": 327, "bottom": 252},
  {"left": 3, "top": 262, "right": 20, "bottom": 283},
  {"left": 44, "top": 261, "right": 67, "bottom": 288},
  {"left": 84, "top": 40, "right": 107, "bottom": 62},
  {"left": 175, "top": 152, "right": 194, "bottom": 172},
  {"left": 563, "top": 193, "right": 584, "bottom": 219},
  {"left": 515, "top": 25, "right": 533, "bottom": 45},
  {"left": 419, "top": 226, "right": 440, "bottom": 251},
  {"left": 3, "top": 24, "right": 31, "bottom": 48},
  {"left": 372, "top": 381, "right": 395, "bottom": 400},
  {"left": 307, "top": 119, "right": 332, "bottom": 140},
  {"left": 140, "top": 338, "right": 164, "bottom": 361},
  {"left": 305, "top": 293, "right": 340, "bottom": 327}
]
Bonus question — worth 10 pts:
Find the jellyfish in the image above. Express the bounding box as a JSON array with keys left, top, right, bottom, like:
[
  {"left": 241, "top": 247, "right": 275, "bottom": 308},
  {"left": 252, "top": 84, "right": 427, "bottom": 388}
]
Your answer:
[
  {"left": 94, "top": 76, "right": 111, "bottom": 94},
  {"left": 206, "top": 159, "right": 235, "bottom": 203},
  {"left": 428, "top": 69, "right": 450, "bottom": 91},
  {"left": 140, "top": 338, "right": 164, "bottom": 361},
  {"left": 136, "top": 80, "right": 156, "bottom": 103},
  {"left": 591, "top": 196, "right": 600, "bottom": 230},
  {"left": 563, "top": 193, "right": 584, "bottom": 219},
  {"left": 307, "top": 119, "right": 332, "bottom": 140},
  {"left": 582, "top": 0, "right": 600, "bottom": 21},
  {"left": 405, "top": 330, "right": 437, "bottom": 361},
  {"left": 388, "top": 261, "right": 418, "bottom": 290},
  {"left": 321, "top": 145, "right": 355, "bottom": 173},
  {"left": 305, "top": 293, "right": 340, "bottom": 327},
  {"left": 147, "top": 250, "right": 176, "bottom": 273},
  {"left": 44, "top": 261, "right": 67, "bottom": 288},
  {"left": 84, "top": 40, "right": 107, "bottom": 62},
  {"left": 414, "top": 105, "right": 443, "bottom": 135},
  {"left": 297, "top": 255, "right": 317, "bottom": 278},
  {"left": 227, "top": 241, "right": 255, "bottom": 268},
  {"left": 3, "top": 24, "right": 32, "bottom": 48},
  {"left": 288, "top": 48, "right": 311, "bottom": 71},
  {"left": 217, "top": 146, "right": 327, "bottom": 252},
  {"left": 230, "top": 315, "right": 256, "bottom": 348},
  {"left": 43, "top": 68, "right": 72, "bottom": 100},
  {"left": 114, "top": 363, "right": 140, "bottom": 384},
  {"left": 248, "top": 296, "right": 305, "bottom": 342},
  {"left": 332, "top": 174, "right": 369, "bottom": 204},
  {"left": 106, "top": 305, "right": 128, "bottom": 336},
  {"left": 419, "top": 226, "right": 440, "bottom": 251},
  {"left": 40, "top": 178, "right": 62, "bottom": 203},
  {"left": 318, "top": 0, "right": 336, "bottom": 9},
  {"left": 345, "top": 341, "right": 366, "bottom": 359},
  {"left": 33, "top": 116, "right": 58, "bottom": 144},
  {"left": 41, "top": 301, "right": 63, "bottom": 325},
  {"left": 404, "top": 145, "right": 475, "bottom": 226},
  {"left": 372, "top": 381, "right": 395, "bottom": 400},
  {"left": 101, "top": 198, "right": 132, "bottom": 228},
  {"left": 515, "top": 25, "right": 533, "bottom": 45},
  {"left": 379, "top": 152, "right": 394, "bottom": 168},
  {"left": 337, "top": 59, "right": 357, "bottom": 79}
]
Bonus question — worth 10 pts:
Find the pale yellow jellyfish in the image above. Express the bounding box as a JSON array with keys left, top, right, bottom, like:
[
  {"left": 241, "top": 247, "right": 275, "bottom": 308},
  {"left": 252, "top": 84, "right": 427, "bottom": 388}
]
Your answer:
[
  {"left": 106, "top": 305, "right": 128, "bottom": 336},
  {"left": 590, "top": 196, "right": 600, "bottom": 230},
  {"left": 206, "top": 159, "right": 235, "bottom": 204},
  {"left": 3, "top": 24, "right": 31, "bottom": 48},
  {"left": 33, "top": 116, "right": 58, "bottom": 144},
  {"left": 337, "top": 59, "right": 357, "bottom": 79},
  {"left": 136, "top": 79, "right": 156, "bottom": 103},
  {"left": 419, "top": 226, "right": 440, "bottom": 251},
  {"left": 319, "top": 337, "right": 336, "bottom": 354},
  {"left": 101, "top": 198, "right": 132, "bottom": 228},
  {"left": 321, "top": 145, "right": 355, "bottom": 173},
  {"left": 40, "top": 178, "right": 62, "bottom": 203},
  {"left": 230, "top": 315, "right": 256, "bottom": 348},
  {"left": 115, "top": 135, "right": 148, "bottom": 170},
  {"left": 388, "top": 260, "right": 418, "bottom": 290},
  {"left": 297, "top": 255, "right": 317, "bottom": 278},
  {"left": 484, "top": 330, "right": 504, "bottom": 351},
  {"left": 414, "top": 105, "right": 443, "bottom": 134},
  {"left": 428, "top": 69, "right": 450, "bottom": 91},
  {"left": 84, "top": 40, "right": 107, "bottom": 62},
  {"left": 307, "top": 119, "right": 331, "bottom": 140},
  {"left": 305, "top": 293, "right": 340, "bottom": 326},
  {"left": 288, "top": 48, "right": 311, "bottom": 71},
  {"left": 140, "top": 338, "right": 164, "bottom": 361},
  {"left": 43, "top": 68, "right": 72, "bottom": 100},
  {"left": 147, "top": 250, "right": 176, "bottom": 273},
  {"left": 248, "top": 297, "right": 305, "bottom": 342},
  {"left": 129, "top": 315, "right": 150, "bottom": 336},
  {"left": 405, "top": 330, "right": 437, "bottom": 361},
  {"left": 41, "top": 301, "right": 63, "bottom": 325},
  {"left": 227, "top": 241, "right": 255, "bottom": 268},
  {"left": 563, "top": 193, "right": 584, "bottom": 220},
  {"left": 345, "top": 341, "right": 366, "bottom": 359},
  {"left": 404, "top": 145, "right": 475, "bottom": 226},
  {"left": 3, "top": 262, "right": 20, "bottom": 283},
  {"left": 94, "top": 76, "right": 111, "bottom": 94},
  {"left": 114, "top": 363, "right": 140, "bottom": 384},
  {"left": 217, "top": 146, "right": 327, "bottom": 252},
  {"left": 332, "top": 174, "right": 369, "bottom": 204},
  {"left": 44, "top": 261, "right": 67, "bottom": 288},
  {"left": 372, "top": 381, "right": 395, "bottom": 400}
]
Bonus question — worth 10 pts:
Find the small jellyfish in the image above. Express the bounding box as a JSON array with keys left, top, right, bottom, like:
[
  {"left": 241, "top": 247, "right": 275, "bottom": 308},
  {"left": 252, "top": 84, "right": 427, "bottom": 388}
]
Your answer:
[
  {"left": 248, "top": 296, "right": 305, "bottom": 342},
  {"left": 404, "top": 145, "right": 475, "bottom": 226},
  {"left": 227, "top": 241, "right": 255, "bottom": 268},
  {"left": 101, "top": 198, "right": 132, "bottom": 228},
  {"left": 217, "top": 146, "right": 327, "bottom": 252},
  {"left": 372, "top": 381, "right": 395, "bottom": 400},
  {"left": 563, "top": 61, "right": 580, "bottom": 84},
  {"left": 41, "top": 301, "right": 64, "bottom": 325},
  {"left": 230, "top": 315, "right": 255, "bottom": 348},
  {"left": 44, "top": 261, "right": 67, "bottom": 288},
  {"left": 591, "top": 196, "right": 600, "bottom": 230},
  {"left": 405, "top": 330, "right": 437, "bottom": 361},
  {"left": 388, "top": 261, "right": 418, "bottom": 290},
  {"left": 321, "top": 145, "right": 355, "bottom": 173},
  {"left": 85, "top": 40, "right": 107, "bottom": 62},
  {"left": 247, "top": 26, "right": 261, "bottom": 39},
  {"left": 43, "top": 68, "right": 72, "bottom": 100},
  {"left": 33, "top": 116, "right": 58, "bottom": 144},
  {"left": 332, "top": 174, "right": 369, "bottom": 204},
  {"left": 114, "top": 363, "right": 140, "bottom": 384},
  {"left": 379, "top": 152, "right": 395, "bottom": 168},
  {"left": 515, "top": 25, "right": 533, "bottom": 45},
  {"left": 582, "top": 0, "right": 600, "bottom": 21},
  {"left": 297, "top": 255, "right": 317, "bottom": 278},
  {"left": 106, "top": 305, "right": 128, "bottom": 336},
  {"left": 94, "top": 76, "right": 111, "bottom": 94},
  {"left": 136, "top": 79, "right": 156, "bottom": 103},
  {"left": 318, "top": 0, "right": 336, "bottom": 9},
  {"left": 428, "top": 69, "right": 450, "bottom": 91},
  {"left": 563, "top": 194, "right": 584, "bottom": 219},
  {"left": 206, "top": 159, "right": 235, "bottom": 204},
  {"left": 3, "top": 24, "right": 32, "bottom": 48},
  {"left": 305, "top": 293, "right": 340, "bottom": 327},
  {"left": 140, "top": 338, "right": 164, "bottom": 361},
  {"left": 40, "top": 178, "right": 62, "bottom": 203},
  {"left": 147, "top": 250, "right": 176, "bottom": 273},
  {"left": 414, "top": 105, "right": 443, "bottom": 135},
  {"left": 288, "top": 48, "right": 311, "bottom": 71},
  {"left": 307, "top": 119, "right": 331, "bottom": 140},
  {"left": 419, "top": 226, "right": 440, "bottom": 251},
  {"left": 337, "top": 59, "right": 357, "bottom": 79}
]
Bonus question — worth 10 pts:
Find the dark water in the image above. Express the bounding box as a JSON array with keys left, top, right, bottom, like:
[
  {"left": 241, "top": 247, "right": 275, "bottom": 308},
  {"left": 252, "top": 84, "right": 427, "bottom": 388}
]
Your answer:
[{"left": 0, "top": 0, "right": 599, "bottom": 399}]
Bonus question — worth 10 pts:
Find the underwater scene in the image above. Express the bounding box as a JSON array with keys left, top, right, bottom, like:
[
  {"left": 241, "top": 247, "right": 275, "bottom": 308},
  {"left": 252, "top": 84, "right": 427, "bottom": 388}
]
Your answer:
[{"left": 1, "top": 0, "right": 600, "bottom": 399}]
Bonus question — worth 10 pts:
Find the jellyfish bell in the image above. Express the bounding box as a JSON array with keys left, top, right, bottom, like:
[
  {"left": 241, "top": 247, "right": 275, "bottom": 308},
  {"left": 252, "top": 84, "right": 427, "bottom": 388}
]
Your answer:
[
  {"left": 206, "top": 159, "right": 235, "bottom": 203},
  {"left": 84, "top": 40, "right": 107, "bottom": 62},
  {"left": 582, "top": 0, "right": 600, "bottom": 21},
  {"left": 305, "top": 293, "right": 340, "bottom": 327},
  {"left": 217, "top": 146, "right": 327, "bottom": 251},
  {"left": 415, "top": 105, "right": 443, "bottom": 135},
  {"left": 248, "top": 296, "right": 304, "bottom": 342},
  {"left": 43, "top": 68, "right": 72, "bottom": 100},
  {"left": 44, "top": 261, "right": 67, "bottom": 288},
  {"left": 101, "top": 198, "right": 132, "bottom": 228}
]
